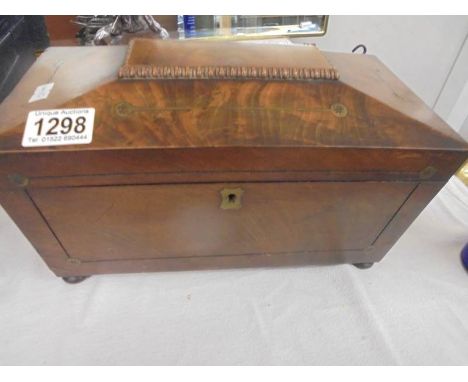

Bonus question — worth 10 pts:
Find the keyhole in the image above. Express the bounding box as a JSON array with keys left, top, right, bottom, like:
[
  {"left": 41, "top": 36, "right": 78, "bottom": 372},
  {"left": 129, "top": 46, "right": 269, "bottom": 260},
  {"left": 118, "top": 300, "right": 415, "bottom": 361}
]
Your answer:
[{"left": 220, "top": 188, "right": 243, "bottom": 210}]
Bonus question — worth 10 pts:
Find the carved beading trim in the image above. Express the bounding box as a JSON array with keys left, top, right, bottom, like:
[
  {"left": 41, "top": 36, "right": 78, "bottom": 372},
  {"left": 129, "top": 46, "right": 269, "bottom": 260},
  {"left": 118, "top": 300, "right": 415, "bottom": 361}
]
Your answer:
[{"left": 118, "top": 64, "right": 340, "bottom": 81}]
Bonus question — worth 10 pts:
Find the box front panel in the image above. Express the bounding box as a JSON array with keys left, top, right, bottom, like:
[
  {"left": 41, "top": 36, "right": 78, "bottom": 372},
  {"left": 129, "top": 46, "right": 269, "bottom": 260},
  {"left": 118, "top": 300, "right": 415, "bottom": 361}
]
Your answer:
[{"left": 28, "top": 181, "right": 416, "bottom": 264}]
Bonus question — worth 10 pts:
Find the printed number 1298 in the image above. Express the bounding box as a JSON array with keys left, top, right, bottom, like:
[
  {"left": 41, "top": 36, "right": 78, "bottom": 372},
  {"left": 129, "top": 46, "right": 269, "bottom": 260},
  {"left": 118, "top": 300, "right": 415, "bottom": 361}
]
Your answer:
[
  {"left": 34, "top": 116, "right": 87, "bottom": 136},
  {"left": 22, "top": 108, "right": 95, "bottom": 147}
]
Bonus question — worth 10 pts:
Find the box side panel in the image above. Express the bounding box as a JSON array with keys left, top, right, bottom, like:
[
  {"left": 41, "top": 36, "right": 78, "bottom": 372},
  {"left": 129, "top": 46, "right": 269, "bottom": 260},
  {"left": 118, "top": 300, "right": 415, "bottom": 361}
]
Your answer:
[
  {"left": 0, "top": 147, "right": 456, "bottom": 278},
  {"left": 0, "top": 189, "right": 72, "bottom": 275},
  {"left": 24, "top": 181, "right": 416, "bottom": 276},
  {"left": 368, "top": 181, "right": 446, "bottom": 261}
]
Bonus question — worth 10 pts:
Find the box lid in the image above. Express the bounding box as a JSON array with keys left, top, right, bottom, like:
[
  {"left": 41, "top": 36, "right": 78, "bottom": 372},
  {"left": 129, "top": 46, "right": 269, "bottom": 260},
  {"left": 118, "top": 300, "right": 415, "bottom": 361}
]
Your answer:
[
  {"left": 0, "top": 39, "right": 466, "bottom": 184},
  {"left": 0, "top": 38, "right": 467, "bottom": 152}
]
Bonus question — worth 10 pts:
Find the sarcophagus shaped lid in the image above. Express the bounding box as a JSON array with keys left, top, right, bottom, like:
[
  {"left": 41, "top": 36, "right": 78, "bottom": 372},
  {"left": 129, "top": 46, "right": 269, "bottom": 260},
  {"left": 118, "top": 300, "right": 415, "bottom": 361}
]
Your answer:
[{"left": 0, "top": 39, "right": 466, "bottom": 183}]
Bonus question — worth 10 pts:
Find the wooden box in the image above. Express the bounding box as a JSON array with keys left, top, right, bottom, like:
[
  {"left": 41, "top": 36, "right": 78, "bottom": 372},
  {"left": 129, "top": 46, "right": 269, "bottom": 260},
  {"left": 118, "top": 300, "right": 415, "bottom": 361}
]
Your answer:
[{"left": 0, "top": 39, "right": 466, "bottom": 282}]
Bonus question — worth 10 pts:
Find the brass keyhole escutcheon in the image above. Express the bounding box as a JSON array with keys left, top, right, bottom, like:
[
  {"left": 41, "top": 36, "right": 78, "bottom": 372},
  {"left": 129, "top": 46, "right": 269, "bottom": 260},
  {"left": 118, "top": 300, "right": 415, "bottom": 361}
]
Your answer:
[{"left": 220, "top": 188, "right": 244, "bottom": 210}]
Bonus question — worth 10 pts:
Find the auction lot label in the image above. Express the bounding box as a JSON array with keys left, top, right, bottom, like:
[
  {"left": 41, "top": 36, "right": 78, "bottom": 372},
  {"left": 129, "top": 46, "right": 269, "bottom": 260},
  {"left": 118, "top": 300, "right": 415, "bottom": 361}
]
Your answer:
[{"left": 22, "top": 108, "right": 95, "bottom": 147}]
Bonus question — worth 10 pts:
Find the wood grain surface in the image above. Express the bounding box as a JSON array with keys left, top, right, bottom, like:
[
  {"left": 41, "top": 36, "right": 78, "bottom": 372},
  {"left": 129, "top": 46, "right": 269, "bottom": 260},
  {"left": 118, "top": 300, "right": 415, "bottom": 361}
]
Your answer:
[
  {"left": 0, "top": 40, "right": 466, "bottom": 278},
  {"left": 29, "top": 182, "right": 414, "bottom": 262}
]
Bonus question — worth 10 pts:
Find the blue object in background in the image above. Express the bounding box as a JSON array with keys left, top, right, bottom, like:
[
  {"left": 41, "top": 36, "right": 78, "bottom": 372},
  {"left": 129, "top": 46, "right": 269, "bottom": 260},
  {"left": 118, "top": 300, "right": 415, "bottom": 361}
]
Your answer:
[
  {"left": 462, "top": 243, "right": 468, "bottom": 270},
  {"left": 183, "top": 16, "right": 197, "bottom": 38}
]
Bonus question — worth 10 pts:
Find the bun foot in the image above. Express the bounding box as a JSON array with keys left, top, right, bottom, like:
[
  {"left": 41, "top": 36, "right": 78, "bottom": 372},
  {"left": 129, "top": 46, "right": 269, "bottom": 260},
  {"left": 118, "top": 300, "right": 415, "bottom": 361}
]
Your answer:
[
  {"left": 353, "top": 262, "right": 374, "bottom": 270},
  {"left": 62, "top": 276, "right": 89, "bottom": 284}
]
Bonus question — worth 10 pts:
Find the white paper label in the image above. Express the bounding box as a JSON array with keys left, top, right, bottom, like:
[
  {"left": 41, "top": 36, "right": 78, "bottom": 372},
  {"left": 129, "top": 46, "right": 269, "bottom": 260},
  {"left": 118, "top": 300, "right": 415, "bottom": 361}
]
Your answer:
[
  {"left": 22, "top": 108, "right": 95, "bottom": 147},
  {"left": 28, "top": 83, "right": 54, "bottom": 103}
]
